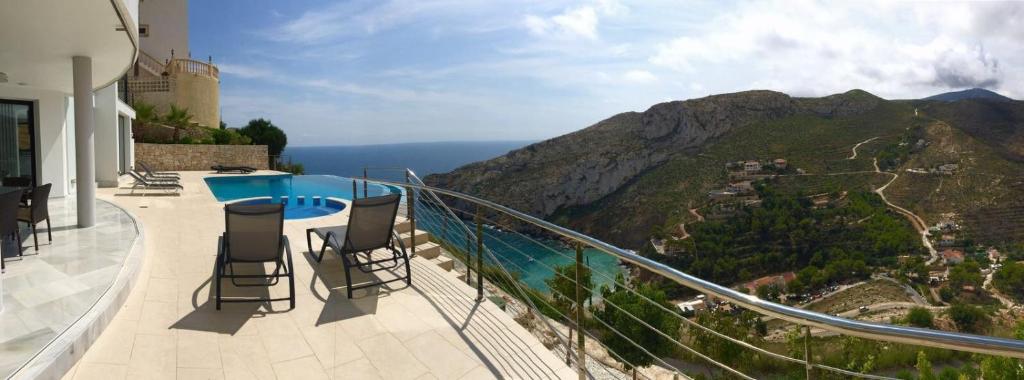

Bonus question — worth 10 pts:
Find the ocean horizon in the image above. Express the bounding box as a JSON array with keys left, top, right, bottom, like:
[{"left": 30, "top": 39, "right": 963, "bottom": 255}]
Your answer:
[{"left": 283, "top": 140, "right": 535, "bottom": 180}]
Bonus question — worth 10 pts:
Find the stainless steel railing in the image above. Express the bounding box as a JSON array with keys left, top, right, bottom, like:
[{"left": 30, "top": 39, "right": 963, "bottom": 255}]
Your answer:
[{"left": 354, "top": 168, "right": 1024, "bottom": 379}]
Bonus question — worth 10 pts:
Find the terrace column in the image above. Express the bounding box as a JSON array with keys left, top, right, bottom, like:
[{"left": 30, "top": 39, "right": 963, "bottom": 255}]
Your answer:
[{"left": 72, "top": 56, "right": 96, "bottom": 227}]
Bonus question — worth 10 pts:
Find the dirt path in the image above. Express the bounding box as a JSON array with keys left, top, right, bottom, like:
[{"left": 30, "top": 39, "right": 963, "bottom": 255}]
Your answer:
[
  {"left": 872, "top": 158, "right": 938, "bottom": 264},
  {"left": 689, "top": 208, "right": 704, "bottom": 222},
  {"left": 848, "top": 137, "right": 880, "bottom": 159}
]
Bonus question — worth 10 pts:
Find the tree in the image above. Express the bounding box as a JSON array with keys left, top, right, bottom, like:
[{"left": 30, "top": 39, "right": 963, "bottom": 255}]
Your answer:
[
  {"left": 240, "top": 118, "right": 287, "bottom": 156},
  {"left": 946, "top": 303, "right": 989, "bottom": 333},
  {"left": 947, "top": 260, "right": 982, "bottom": 291},
  {"left": 134, "top": 102, "right": 159, "bottom": 125},
  {"left": 164, "top": 105, "right": 193, "bottom": 143},
  {"left": 544, "top": 263, "right": 592, "bottom": 316},
  {"left": 916, "top": 351, "right": 935, "bottom": 380},
  {"left": 904, "top": 307, "right": 934, "bottom": 328},
  {"left": 993, "top": 261, "right": 1024, "bottom": 302},
  {"left": 593, "top": 278, "right": 679, "bottom": 369}
]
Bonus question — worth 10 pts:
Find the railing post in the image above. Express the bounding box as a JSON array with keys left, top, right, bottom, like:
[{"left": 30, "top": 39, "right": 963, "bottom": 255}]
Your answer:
[
  {"left": 475, "top": 205, "right": 483, "bottom": 301},
  {"left": 407, "top": 186, "right": 416, "bottom": 256},
  {"left": 465, "top": 231, "right": 472, "bottom": 285},
  {"left": 352, "top": 179, "right": 357, "bottom": 200},
  {"left": 804, "top": 325, "right": 813, "bottom": 380},
  {"left": 363, "top": 168, "right": 368, "bottom": 198},
  {"left": 575, "top": 243, "right": 586, "bottom": 380}
]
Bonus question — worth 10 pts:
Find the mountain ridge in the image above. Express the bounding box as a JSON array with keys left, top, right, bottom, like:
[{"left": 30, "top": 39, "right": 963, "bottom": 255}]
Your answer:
[{"left": 924, "top": 88, "right": 1014, "bottom": 102}]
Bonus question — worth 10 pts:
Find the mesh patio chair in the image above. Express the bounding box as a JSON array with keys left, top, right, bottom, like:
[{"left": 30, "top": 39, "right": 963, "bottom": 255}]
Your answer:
[
  {"left": 17, "top": 183, "right": 50, "bottom": 251},
  {"left": 306, "top": 193, "right": 410, "bottom": 298},
  {"left": 216, "top": 202, "right": 295, "bottom": 310},
  {"left": 137, "top": 161, "right": 180, "bottom": 179},
  {"left": 3, "top": 177, "right": 32, "bottom": 204},
  {"left": 0, "top": 189, "right": 23, "bottom": 271},
  {"left": 128, "top": 172, "right": 183, "bottom": 195}
]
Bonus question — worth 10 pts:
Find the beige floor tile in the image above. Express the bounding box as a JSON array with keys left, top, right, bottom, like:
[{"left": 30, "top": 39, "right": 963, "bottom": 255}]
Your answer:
[
  {"left": 256, "top": 314, "right": 314, "bottom": 363},
  {"left": 218, "top": 335, "right": 276, "bottom": 380},
  {"left": 177, "top": 331, "right": 223, "bottom": 369},
  {"left": 405, "top": 330, "right": 479, "bottom": 379},
  {"left": 331, "top": 357, "right": 381, "bottom": 380},
  {"left": 177, "top": 367, "right": 226, "bottom": 380},
  {"left": 145, "top": 278, "right": 179, "bottom": 303},
  {"left": 272, "top": 356, "right": 330, "bottom": 380},
  {"left": 127, "top": 334, "right": 177, "bottom": 375},
  {"left": 356, "top": 333, "right": 428, "bottom": 380},
  {"left": 72, "top": 362, "right": 128, "bottom": 380},
  {"left": 458, "top": 366, "right": 500, "bottom": 380},
  {"left": 81, "top": 318, "right": 138, "bottom": 364},
  {"left": 137, "top": 301, "right": 179, "bottom": 336}
]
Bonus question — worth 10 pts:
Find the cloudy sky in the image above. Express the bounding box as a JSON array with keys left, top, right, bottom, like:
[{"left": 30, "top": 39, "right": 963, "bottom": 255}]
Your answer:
[{"left": 190, "top": 0, "right": 1024, "bottom": 146}]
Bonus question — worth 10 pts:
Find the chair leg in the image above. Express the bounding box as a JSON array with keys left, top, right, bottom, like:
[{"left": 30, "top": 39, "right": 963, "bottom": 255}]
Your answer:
[
  {"left": 15, "top": 229, "right": 21, "bottom": 257},
  {"left": 215, "top": 257, "right": 223, "bottom": 310},
  {"left": 317, "top": 239, "right": 330, "bottom": 263},
  {"left": 286, "top": 251, "right": 295, "bottom": 310},
  {"left": 342, "top": 255, "right": 355, "bottom": 299},
  {"left": 306, "top": 229, "right": 314, "bottom": 259},
  {"left": 31, "top": 223, "right": 38, "bottom": 251},
  {"left": 403, "top": 252, "right": 412, "bottom": 286},
  {"left": 45, "top": 218, "right": 51, "bottom": 242}
]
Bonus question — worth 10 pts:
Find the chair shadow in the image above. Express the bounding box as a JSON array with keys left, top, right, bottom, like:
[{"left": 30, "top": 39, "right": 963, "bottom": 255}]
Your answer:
[
  {"left": 171, "top": 262, "right": 291, "bottom": 335},
  {"left": 301, "top": 249, "right": 386, "bottom": 326}
]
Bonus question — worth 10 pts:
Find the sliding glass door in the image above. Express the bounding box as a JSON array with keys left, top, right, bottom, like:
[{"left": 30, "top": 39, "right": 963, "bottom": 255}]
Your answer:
[{"left": 0, "top": 100, "right": 36, "bottom": 186}]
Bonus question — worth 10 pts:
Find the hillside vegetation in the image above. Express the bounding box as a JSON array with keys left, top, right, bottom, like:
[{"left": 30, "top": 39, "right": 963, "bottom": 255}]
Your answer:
[{"left": 428, "top": 89, "right": 1024, "bottom": 249}]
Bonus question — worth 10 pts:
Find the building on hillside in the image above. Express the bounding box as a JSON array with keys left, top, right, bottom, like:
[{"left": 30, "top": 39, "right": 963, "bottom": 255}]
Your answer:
[
  {"left": 649, "top": 238, "right": 666, "bottom": 255},
  {"left": 744, "top": 160, "right": 762, "bottom": 174},
  {"left": 676, "top": 299, "right": 708, "bottom": 316},
  {"left": 773, "top": 158, "right": 788, "bottom": 169},
  {"left": 938, "top": 234, "right": 957, "bottom": 247},
  {"left": 743, "top": 272, "right": 796, "bottom": 294},
  {"left": 727, "top": 180, "right": 754, "bottom": 193},
  {"left": 935, "top": 163, "right": 958, "bottom": 175},
  {"left": 942, "top": 249, "right": 965, "bottom": 265},
  {"left": 127, "top": 0, "right": 220, "bottom": 128},
  {"left": 987, "top": 247, "right": 1003, "bottom": 263}
]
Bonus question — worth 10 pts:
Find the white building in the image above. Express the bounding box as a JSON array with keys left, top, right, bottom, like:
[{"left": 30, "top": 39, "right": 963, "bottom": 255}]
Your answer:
[{"left": 0, "top": 0, "right": 139, "bottom": 226}]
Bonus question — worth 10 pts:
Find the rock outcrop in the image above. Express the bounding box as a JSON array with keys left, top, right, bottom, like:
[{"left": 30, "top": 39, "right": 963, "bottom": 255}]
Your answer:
[{"left": 424, "top": 90, "right": 805, "bottom": 218}]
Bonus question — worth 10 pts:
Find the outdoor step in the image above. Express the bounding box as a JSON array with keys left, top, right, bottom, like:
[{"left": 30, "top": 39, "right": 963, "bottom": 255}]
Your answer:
[
  {"left": 394, "top": 219, "right": 412, "bottom": 234},
  {"left": 414, "top": 242, "right": 441, "bottom": 259},
  {"left": 399, "top": 230, "right": 429, "bottom": 248},
  {"left": 433, "top": 256, "right": 455, "bottom": 272}
]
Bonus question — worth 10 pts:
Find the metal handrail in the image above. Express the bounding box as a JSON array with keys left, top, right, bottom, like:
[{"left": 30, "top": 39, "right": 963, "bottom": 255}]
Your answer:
[{"left": 362, "top": 176, "right": 1024, "bottom": 360}]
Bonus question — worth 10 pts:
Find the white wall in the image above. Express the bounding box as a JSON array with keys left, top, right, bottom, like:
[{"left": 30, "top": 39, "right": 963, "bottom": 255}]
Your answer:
[
  {"left": 139, "top": 0, "right": 188, "bottom": 62},
  {"left": 0, "top": 85, "right": 72, "bottom": 197},
  {"left": 94, "top": 85, "right": 119, "bottom": 187}
]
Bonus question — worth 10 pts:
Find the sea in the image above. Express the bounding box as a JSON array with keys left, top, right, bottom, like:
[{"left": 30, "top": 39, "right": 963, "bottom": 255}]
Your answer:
[{"left": 283, "top": 141, "right": 627, "bottom": 295}]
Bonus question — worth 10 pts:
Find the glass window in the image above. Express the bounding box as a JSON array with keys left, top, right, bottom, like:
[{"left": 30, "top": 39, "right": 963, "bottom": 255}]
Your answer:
[{"left": 0, "top": 100, "right": 36, "bottom": 187}]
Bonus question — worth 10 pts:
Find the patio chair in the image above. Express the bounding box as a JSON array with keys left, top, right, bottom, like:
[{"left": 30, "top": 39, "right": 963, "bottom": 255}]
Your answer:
[
  {"left": 216, "top": 202, "right": 295, "bottom": 310},
  {"left": 17, "top": 183, "right": 50, "bottom": 251},
  {"left": 306, "top": 193, "right": 410, "bottom": 298},
  {"left": 211, "top": 165, "right": 256, "bottom": 174},
  {"left": 130, "top": 169, "right": 180, "bottom": 183},
  {"left": 0, "top": 189, "right": 24, "bottom": 271},
  {"left": 3, "top": 176, "right": 32, "bottom": 204},
  {"left": 137, "top": 161, "right": 180, "bottom": 179},
  {"left": 128, "top": 172, "right": 183, "bottom": 194}
]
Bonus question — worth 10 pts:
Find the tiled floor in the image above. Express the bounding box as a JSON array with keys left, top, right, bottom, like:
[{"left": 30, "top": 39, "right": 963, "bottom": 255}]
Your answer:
[
  {"left": 61, "top": 171, "right": 574, "bottom": 380},
  {"left": 0, "top": 198, "right": 140, "bottom": 377}
]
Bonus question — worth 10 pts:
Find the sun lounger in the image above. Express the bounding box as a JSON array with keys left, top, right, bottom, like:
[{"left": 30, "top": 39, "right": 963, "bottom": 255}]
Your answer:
[{"left": 211, "top": 165, "right": 257, "bottom": 174}]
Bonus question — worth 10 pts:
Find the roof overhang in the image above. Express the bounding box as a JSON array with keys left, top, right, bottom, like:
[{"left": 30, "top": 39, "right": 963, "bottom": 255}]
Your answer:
[{"left": 0, "top": 0, "right": 139, "bottom": 93}]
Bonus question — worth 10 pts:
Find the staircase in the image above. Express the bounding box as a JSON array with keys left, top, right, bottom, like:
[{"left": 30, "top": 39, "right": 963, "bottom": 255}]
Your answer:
[{"left": 394, "top": 217, "right": 452, "bottom": 271}]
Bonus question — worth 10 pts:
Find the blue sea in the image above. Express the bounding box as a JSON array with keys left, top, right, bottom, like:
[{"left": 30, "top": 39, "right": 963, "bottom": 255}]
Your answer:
[{"left": 282, "top": 141, "right": 626, "bottom": 295}]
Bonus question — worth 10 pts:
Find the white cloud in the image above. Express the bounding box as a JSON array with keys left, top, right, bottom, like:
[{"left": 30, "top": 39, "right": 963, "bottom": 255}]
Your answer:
[
  {"left": 623, "top": 69, "right": 656, "bottom": 83},
  {"left": 218, "top": 63, "right": 273, "bottom": 79},
  {"left": 646, "top": 0, "right": 1018, "bottom": 98},
  {"left": 522, "top": 0, "right": 626, "bottom": 40}
]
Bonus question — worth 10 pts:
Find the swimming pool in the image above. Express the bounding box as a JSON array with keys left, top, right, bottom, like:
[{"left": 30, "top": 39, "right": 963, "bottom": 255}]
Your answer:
[{"left": 204, "top": 174, "right": 399, "bottom": 219}]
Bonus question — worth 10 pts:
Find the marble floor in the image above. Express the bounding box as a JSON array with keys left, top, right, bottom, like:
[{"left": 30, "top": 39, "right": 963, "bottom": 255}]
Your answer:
[
  {"left": 58, "top": 171, "right": 574, "bottom": 380},
  {"left": 0, "top": 198, "right": 140, "bottom": 377}
]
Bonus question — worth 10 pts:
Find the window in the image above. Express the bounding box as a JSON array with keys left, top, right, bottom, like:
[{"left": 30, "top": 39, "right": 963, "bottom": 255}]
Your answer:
[{"left": 139, "top": 24, "right": 149, "bottom": 37}]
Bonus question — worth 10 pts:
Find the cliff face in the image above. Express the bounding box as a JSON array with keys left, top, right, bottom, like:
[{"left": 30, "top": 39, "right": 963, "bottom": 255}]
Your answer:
[{"left": 424, "top": 90, "right": 803, "bottom": 218}]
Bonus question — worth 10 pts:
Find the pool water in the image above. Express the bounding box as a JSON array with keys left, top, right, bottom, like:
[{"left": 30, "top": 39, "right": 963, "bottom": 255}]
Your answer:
[{"left": 204, "top": 174, "right": 398, "bottom": 219}]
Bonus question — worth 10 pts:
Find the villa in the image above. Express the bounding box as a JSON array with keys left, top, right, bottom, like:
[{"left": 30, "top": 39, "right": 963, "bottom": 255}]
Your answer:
[{"left": 1, "top": 2, "right": 1024, "bottom": 380}]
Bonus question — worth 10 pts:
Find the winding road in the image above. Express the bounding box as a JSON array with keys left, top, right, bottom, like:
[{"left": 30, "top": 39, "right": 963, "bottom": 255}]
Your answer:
[
  {"left": 871, "top": 157, "right": 938, "bottom": 264},
  {"left": 848, "top": 137, "right": 880, "bottom": 159}
]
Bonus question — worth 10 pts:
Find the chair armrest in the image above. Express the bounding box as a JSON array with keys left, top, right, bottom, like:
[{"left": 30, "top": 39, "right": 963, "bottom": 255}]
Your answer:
[{"left": 217, "top": 235, "right": 227, "bottom": 262}]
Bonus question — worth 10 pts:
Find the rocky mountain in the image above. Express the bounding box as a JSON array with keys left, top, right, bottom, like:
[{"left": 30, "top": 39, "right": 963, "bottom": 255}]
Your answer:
[
  {"left": 425, "top": 89, "right": 1024, "bottom": 248},
  {"left": 924, "top": 88, "right": 1014, "bottom": 102}
]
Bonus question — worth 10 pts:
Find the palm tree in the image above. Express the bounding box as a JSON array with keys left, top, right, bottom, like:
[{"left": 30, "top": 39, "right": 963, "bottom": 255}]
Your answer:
[
  {"left": 164, "top": 105, "right": 193, "bottom": 143},
  {"left": 133, "top": 102, "right": 159, "bottom": 126}
]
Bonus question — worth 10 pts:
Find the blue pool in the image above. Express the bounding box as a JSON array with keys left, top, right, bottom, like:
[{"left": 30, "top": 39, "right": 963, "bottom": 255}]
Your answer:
[{"left": 204, "top": 174, "right": 399, "bottom": 219}]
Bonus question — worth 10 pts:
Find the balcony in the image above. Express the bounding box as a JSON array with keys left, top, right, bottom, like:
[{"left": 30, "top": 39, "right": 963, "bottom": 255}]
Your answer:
[{"left": 3, "top": 169, "right": 1022, "bottom": 380}]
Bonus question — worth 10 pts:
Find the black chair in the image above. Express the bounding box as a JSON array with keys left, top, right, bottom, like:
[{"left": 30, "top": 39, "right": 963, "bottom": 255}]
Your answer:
[
  {"left": 215, "top": 203, "right": 295, "bottom": 310},
  {"left": 306, "top": 194, "right": 410, "bottom": 298},
  {"left": 0, "top": 189, "right": 24, "bottom": 271},
  {"left": 17, "top": 183, "right": 50, "bottom": 252}
]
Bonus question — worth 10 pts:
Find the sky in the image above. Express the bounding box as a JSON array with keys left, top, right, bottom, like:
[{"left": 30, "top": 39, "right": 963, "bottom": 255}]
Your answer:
[{"left": 189, "top": 0, "right": 1024, "bottom": 146}]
